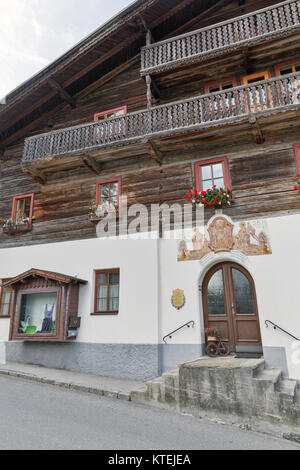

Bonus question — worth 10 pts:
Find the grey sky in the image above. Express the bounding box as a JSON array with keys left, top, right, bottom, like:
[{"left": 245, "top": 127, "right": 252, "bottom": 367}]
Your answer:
[{"left": 0, "top": 0, "right": 134, "bottom": 98}]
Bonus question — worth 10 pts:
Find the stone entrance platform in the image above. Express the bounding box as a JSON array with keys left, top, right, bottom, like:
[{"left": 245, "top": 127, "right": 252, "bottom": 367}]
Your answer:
[{"left": 131, "top": 357, "right": 300, "bottom": 439}]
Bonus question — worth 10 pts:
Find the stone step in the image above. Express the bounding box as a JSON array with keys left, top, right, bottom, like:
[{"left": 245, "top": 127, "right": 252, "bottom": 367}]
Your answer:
[
  {"left": 251, "top": 359, "right": 266, "bottom": 377},
  {"left": 130, "top": 386, "right": 147, "bottom": 403},
  {"left": 276, "top": 379, "right": 298, "bottom": 410},
  {"left": 253, "top": 368, "right": 282, "bottom": 387},
  {"left": 146, "top": 377, "right": 164, "bottom": 402},
  {"left": 277, "top": 379, "right": 298, "bottom": 398},
  {"left": 162, "top": 369, "right": 178, "bottom": 379}
]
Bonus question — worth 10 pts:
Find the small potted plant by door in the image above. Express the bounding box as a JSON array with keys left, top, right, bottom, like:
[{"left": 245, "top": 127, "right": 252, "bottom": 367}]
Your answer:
[{"left": 205, "top": 327, "right": 219, "bottom": 342}]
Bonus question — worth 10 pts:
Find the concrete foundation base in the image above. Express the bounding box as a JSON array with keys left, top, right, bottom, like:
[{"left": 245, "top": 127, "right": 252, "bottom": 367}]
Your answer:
[
  {"left": 3, "top": 341, "right": 205, "bottom": 381},
  {"left": 131, "top": 357, "right": 300, "bottom": 436}
]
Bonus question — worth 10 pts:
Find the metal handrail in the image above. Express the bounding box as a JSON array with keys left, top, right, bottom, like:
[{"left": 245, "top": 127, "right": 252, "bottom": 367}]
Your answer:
[
  {"left": 163, "top": 320, "right": 195, "bottom": 344},
  {"left": 265, "top": 320, "right": 299, "bottom": 341}
]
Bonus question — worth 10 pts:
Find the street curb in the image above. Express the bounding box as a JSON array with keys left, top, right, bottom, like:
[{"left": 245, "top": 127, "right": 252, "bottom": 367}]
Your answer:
[{"left": 0, "top": 369, "right": 131, "bottom": 402}]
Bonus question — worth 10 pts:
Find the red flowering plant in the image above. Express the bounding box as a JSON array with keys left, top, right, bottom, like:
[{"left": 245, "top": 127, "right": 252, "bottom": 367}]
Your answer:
[
  {"left": 294, "top": 174, "right": 300, "bottom": 191},
  {"left": 204, "top": 327, "right": 219, "bottom": 338},
  {"left": 185, "top": 186, "right": 233, "bottom": 208}
]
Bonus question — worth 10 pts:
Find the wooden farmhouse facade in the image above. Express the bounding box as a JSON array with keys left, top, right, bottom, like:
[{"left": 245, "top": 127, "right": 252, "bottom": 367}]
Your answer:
[{"left": 0, "top": 0, "right": 300, "bottom": 381}]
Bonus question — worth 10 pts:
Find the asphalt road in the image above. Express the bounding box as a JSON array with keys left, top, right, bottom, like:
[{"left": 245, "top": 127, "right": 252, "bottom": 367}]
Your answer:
[{"left": 0, "top": 375, "right": 299, "bottom": 450}]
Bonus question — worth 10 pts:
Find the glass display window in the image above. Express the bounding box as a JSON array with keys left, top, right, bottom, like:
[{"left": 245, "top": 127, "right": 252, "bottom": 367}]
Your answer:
[{"left": 18, "top": 292, "right": 58, "bottom": 335}]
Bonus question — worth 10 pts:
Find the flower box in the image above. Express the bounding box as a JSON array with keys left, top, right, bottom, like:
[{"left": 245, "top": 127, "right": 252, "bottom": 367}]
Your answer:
[
  {"left": 294, "top": 174, "right": 300, "bottom": 191},
  {"left": 3, "top": 222, "right": 32, "bottom": 235},
  {"left": 185, "top": 187, "right": 234, "bottom": 208},
  {"left": 88, "top": 203, "right": 119, "bottom": 223}
]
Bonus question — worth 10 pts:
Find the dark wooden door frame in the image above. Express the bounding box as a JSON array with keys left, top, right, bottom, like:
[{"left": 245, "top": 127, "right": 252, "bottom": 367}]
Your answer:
[{"left": 202, "top": 262, "right": 262, "bottom": 352}]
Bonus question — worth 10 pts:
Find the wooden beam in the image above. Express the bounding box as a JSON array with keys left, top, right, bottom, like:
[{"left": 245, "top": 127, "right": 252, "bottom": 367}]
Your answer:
[
  {"left": 22, "top": 167, "right": 47, "bottom": 185},
  {"left": 0, "top": 0, "right": 197, "bottom": 143},
  {"left": 164, "top": 0, "right": 232, "bottom": 38},
  {"left": 147, "top": 139, "right": 162, "bottom": 165},
  {"left": 48, "top": 78, "right": 76, "bottom": 108},
  {"left": 81, "top": 155, "right": 102, "bottom": 175},
  {"left": 151, "top": 78, "right": 160, "bottom": 100},
  {"left": 1, "top": 58, "right": 140, "bottom": 146},
  {"left": 249, "top": 116, "right": 264, "bottom": 144},
  {"left": 76, "top": 55, "right": 139, "bottom": 100}
]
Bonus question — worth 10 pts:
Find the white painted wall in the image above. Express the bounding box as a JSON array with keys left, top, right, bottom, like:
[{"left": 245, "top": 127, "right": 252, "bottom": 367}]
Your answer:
[
  {"left": 0, "top": 237, "right": 159, "bottom": 345},
  {"left": 0, "top": 213, "right": 300, "bottom": 379},
  {"left": 158, "top": 214, "right": 300, "bottom": 380}
]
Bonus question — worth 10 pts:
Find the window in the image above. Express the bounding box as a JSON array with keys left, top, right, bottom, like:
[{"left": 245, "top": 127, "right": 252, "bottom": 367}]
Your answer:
[
  {"left": 275, "top": 60, "right": 300, "bottom": 105},
  {"left": 12, "top": 194, "right": 34, "bottom": 224},
  {"left": 204, "top": 79, "right": 238, "bottom": 115},
  {"left": 96, "top": 178, "right": 121, "bottom": 211},
  {"left": 93, "top": 107, "right": 127, "bottom": 144},
  {"left": 94, "top": 269, "right": 120, "bottom": 315},
  {"left": 275, "top": 59, "right": 300, "bottom": 77},
  {"left": 242, "top": 71, "right": 270, "bottom": 85},
  {"left": 0, "top": 280, "right": 12, "bottom": 317},
  {"left": 94, "top": 106, "right": 127, "bottom": 122},
  {"left": 18, "top": 292, "right": 58, "bottom": 335},
  {"left": 204, "top": 79, "right": 238, "bottom": 95},
  {"left": 242, "top": 71, "right": 271, "bottom": 111},
  {"left": 195, "top": 158, "right": 230, "bottom": 192},
  {"left": 7, "top": 269, "right": 87, "bottom": 342}
]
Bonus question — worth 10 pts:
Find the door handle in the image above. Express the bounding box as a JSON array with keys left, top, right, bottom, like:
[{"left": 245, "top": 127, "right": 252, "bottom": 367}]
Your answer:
[{"left": 232, "top": 303, "right": 235, "bottom": 315}]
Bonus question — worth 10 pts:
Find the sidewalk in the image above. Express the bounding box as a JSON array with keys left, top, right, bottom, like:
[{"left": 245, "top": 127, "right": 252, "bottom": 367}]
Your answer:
[{"left": 0, "top": 362, "right": 146, "bottom": 401}]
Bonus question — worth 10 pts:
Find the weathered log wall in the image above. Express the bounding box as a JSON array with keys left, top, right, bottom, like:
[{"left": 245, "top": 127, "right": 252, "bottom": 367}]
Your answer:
[
  {"left": 1, "top": 0, "right": 300, "bottom": 249},
  {"left": 1, "top": 125, "right": 300, "bottom": 249}
]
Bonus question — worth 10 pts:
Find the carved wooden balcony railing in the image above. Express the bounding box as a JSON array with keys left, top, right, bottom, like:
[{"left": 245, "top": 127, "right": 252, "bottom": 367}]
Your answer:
[
  {"left": 23, "top": 72, "right": 300, "bottom": 165},
  {"left": 141, "top": 0, "right": 300, "bottom": 75}
]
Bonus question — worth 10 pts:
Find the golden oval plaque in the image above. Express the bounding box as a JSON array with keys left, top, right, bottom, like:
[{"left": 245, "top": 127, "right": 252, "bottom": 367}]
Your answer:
[{"left": 171, "top": 289, "right": 185, "bottom": 310}]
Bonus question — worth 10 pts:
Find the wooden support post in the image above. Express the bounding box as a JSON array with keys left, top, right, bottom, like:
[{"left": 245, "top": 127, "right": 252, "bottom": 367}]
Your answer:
[
  {"left": 81, "top": 155, "right": 102, "bottom": 175},
  {"left": 249, "top": 116, "right": 264, "bottom": 144},
  {"left": 147, "top": 140, "right": 162, "bottom": 166},
  {"left": 22, "top": 167, "right": 47, "bottom": 185},
  {"left": 0, "top": 144, "right": 5, "bottom": 160},
  {"left": 241, "top": 46, "right": 253, "bottom": 74},
  {"left": 140, "top": 16, "right": 154, "bottom": 109},
  {"left": 48, "top": 78, "right": 76, "bottom": 109},
  {"left": 151, "top": 78, "right": 160, "bottom": 100},
  {"left": 146, "top": 75, "right": 153, "bottom": 109}
]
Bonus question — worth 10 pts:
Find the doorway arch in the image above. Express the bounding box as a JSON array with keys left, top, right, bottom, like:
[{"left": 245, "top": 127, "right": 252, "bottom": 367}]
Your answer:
[{"left": 202, "top": 262, "right": 262, "bottom": 353}]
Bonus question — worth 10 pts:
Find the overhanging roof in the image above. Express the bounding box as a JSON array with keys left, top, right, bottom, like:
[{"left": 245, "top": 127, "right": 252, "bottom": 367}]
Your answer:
[
  {"left": 0, "top": 0, "right": 217, "bottom": 146},
  {"left": 3, "top": 268, "right": 88, "bottom": 287}
]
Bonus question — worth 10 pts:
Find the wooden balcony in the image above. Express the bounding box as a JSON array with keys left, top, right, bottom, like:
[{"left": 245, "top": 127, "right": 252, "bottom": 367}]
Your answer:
[
  {"left": 22, "top": 72, "right": 300, "bottom": 183},
  {"left": 141, "top": 0, "right": 300, "bottom": 76}
]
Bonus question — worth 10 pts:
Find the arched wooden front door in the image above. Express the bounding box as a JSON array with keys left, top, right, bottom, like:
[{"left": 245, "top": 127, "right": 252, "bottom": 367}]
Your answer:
[{"left": 202, "top": 262, "right": 262, "bottom": 353}]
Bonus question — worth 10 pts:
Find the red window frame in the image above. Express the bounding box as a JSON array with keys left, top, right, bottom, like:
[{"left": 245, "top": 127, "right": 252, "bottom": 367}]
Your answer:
[
  {"left": 274, "top": 59, "right": 300, "bottom": 77},
  {"left": 93, "top": 107, "right": 127, "bottom": 144},
  {"left": 195, "top": 158, "right": 230, "bottom": 192},
  {"left": 96, "top": 178, "right": 122, "bottom": 210},
  {"left": 294, "top": 144, "right": 300, "bottom": 173},
  {"left": 11, "top": 193, "right": 34, "bottom": 224},
  {"left": 204, "top": 78, "right": 238, "bottom": 95},
  {"left": 94, "top": 106, "right": 127, "bottom": 122}
]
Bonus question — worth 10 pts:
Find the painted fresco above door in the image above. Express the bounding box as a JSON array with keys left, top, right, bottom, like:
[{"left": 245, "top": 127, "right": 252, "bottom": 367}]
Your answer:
[{"left": 178, "top": 216, "right": 272, "bottom": 262}]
